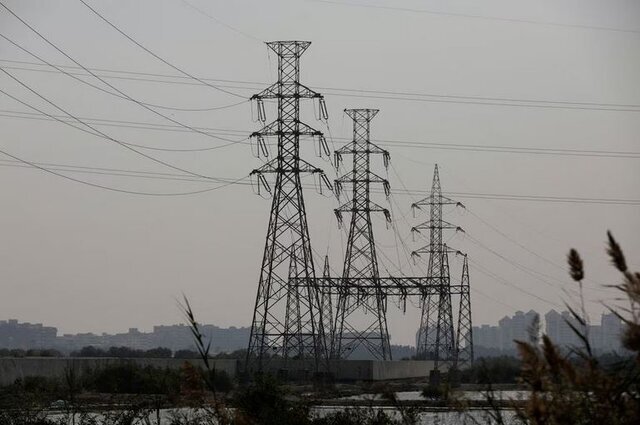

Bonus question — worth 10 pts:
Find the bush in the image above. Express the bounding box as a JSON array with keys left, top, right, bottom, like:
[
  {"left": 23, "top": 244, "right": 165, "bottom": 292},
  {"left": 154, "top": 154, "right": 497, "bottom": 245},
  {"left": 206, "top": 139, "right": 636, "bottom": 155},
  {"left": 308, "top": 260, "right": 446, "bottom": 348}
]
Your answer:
[
  {"left": 460, "top": 356, "right": 522, "bottom": 384},
  {"left": 174, "top": 349, "right": 200, "bottom": 359},
  {"left": 234, "top": 374, "right": 312, "bottom": 425},
  {"left": 83, "top": 363, "right": 181, "bottom": 395},
  {"left": 0, "top": 349, "right": 26, "bottom": 357},
  {"left": 71, "top": 346, "right": 173, "bottom": 358},
  {"left": 208, "top": 369, "right": 233, "bottom": 392}
]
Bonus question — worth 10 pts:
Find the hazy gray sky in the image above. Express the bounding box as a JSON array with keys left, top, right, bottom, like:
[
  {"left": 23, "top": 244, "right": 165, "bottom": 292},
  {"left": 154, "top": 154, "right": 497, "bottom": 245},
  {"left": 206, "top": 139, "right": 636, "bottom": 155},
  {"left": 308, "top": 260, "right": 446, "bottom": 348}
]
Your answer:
[{"left": 0, "top": 0, "right": 638, "bottom": 345}]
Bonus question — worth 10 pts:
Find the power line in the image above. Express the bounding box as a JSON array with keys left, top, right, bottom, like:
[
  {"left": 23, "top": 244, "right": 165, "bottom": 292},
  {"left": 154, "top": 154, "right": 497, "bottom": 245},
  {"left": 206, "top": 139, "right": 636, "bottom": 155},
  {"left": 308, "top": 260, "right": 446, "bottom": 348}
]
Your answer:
[
  {"left": 398, "top": 189, "right": 640, "bottom": 206},
  {"left": 0, "top": 5, "right": 249, "bottom": 145},
  {"left": 1, "top": 94, "right": 638, "bottom": 205},
  {"left": 366, "top": 171, "right": 640, "bottom": 205},
  {"left": 465, "top": 209, "right": 611, "bottom": 294},
  {"left": 0, "top": 108, "right": 249, "bottom": 137},
  {"left": 375, "top": 182, "right": 640, "bottom": 205},
  {"left": 0, "top": 33, "right": 248, "bottom": 113},
  {"left": 436, "top": 164, "right": 640, "bottom": 269},
  {"left": 0, "top": 110, "right": 248, "bottom": 153},
  {"left": 0, "top": 69, "right": 237, "bottom": 182},
  {"left": 1, "top": 154, "right": 638, "bottom": 206},
  {"left": 468, "top": 258, "right": 563, "bottom": 308},
  {"left": 4, "top": 58, "right": 640, "bottom": 113},
  {"left": 325, "top": 90, "right": 640, "bottom": 113},
  {"left": 465, "top": 233, "right": 580, "bottom": 298},
  {"left": 2, "top": 147, "right": 631, "bottom": 207},
  {"left": 1, "top": 92, "right": 638, "bottom": 206},
  {"left": 0, "top": 62, "right": 261, "bottom": 92},
  {"left": 372, "top": 138, "right": 640, "bottom": 159},
  {"left": 471, "top": 286, "right": 517, "bottom": 310},
  {"left": 0, "top": 147, "right": 247, "bottom": 196},
  {"left": 320, "top": 86, "right": 640, "bottom": 110},
  {"left": 0, "top": 158, "right": 237, "bottom": 184},
  {"left": 443, "top": 191, "right": 640, "bottom": 205},
  {"left": 180, "top": 0, "right": 261, "bottom": 42},
  {"left": 0, "top": 58, "right": 263, "bottom": 88},
  {"left": 3, "top": 108, "right": 639, "bottom": 160},
  {"left": 76, "top": 0, "right": 245, "bottom": 98},
  {"left": 307, "top": 0, "right": 640, "bottom": 36}
]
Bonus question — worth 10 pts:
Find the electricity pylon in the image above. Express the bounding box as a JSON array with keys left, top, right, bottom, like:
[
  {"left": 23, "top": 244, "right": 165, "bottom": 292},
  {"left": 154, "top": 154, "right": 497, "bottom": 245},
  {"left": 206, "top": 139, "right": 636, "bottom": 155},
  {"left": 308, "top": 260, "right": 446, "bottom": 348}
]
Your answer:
[
  {"left": 411, "top": 164, "right": 464, "bottom": 370},
  {"left": 246, "top": 41, "right": 332, "bottom": 372},
  {"left": 456, "top": 254, "right": 473, "bottom": 368},
  {"left": 333, "top": 109, "right": 392, "bottom": 360},
  {"left": 320, "top": 255, "right": 334, "bottom": 352}
]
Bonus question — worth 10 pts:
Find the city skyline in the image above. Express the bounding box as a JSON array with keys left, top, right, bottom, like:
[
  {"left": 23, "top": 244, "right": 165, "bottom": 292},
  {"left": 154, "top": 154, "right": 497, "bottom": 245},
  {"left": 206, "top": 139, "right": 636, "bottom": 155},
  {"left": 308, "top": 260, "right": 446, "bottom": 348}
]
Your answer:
[{"left": 2, "top": 305, "right": 625, "bottom": 355}]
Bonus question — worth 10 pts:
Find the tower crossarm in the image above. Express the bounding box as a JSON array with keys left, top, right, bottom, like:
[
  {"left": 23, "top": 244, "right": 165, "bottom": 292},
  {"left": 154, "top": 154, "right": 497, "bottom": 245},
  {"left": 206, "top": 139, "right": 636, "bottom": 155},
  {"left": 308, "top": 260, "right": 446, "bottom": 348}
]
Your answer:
[
  {"left": 411, "top": 244, "right": 463, "bottom": 259},
  {"left": 411, "top": 219, "right": 464, "bottom": 235},
  {"left": 334, "top": 201, "right": 391, "bottom": 226},
  {"left": 251, "top": 158, "right": 327, "bottom": 175},
  {"left": 335, "top": 200, "right": 389, "bottom": 213},
  {"left": 251, "top": 119, "right": 324, "bottom": 138},
  {"left": 334, "top": 171, "right": 388, "bottom": 185},
  {"left": 411, "top": 196, "right": 464, "bottom": 211},
  {"left": 334, "top": 172, "right": 390, "bottom": 200},
  {"left": 335, "top": 141, "right": 388, "bottom": 156},
  {"left": 251, "top": 81, "right": 323, "bottom": 101}
]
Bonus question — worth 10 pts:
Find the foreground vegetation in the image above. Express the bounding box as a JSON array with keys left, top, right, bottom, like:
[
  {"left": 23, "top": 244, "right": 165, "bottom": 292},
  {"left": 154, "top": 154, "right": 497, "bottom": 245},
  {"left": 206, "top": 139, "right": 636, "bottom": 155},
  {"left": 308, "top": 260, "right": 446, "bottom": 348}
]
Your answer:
[{"left": 466, "top": 232, "right": 640, "bottom": 425}]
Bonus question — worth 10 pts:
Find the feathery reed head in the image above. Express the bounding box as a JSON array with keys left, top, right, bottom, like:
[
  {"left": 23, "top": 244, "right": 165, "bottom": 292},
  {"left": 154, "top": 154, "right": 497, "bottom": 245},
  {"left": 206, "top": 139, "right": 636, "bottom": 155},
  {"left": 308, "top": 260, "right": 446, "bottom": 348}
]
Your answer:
[
  {"left": 607, "top": 231, "right": 627, "bottom": 273},
  {"left": 567, "top": 249, "right": 584, "bottom": 282}
]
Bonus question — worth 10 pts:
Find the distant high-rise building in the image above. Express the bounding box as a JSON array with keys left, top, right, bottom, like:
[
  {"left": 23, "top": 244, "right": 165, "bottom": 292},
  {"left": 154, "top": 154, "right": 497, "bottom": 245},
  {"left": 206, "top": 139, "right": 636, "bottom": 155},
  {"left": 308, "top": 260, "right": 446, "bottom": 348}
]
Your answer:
[
  {"left": 473, "top": 325, "right": 500, "bottom": 350},
  {"left": 545, "top": 310, "right": 586, "bottom": 348},
  {"left": 600, "top": 312, "right": 623, "bottom": 351},
  {"left": 0, "top": 319, "right": 57, "bottom": 349}
]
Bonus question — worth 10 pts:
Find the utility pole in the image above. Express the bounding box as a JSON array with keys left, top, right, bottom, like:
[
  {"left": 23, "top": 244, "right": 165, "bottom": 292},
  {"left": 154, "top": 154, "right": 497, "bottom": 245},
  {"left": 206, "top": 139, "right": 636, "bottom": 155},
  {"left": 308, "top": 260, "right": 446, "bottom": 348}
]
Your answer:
[
  {"left": 411, "top": 165, "right": 464, "bottom": 373},
  {"left": 333, "top": 109, "right": 392, "bottom": 360},
  {"left": 246, "top": 41, "right": 331, "bottom": 373}
]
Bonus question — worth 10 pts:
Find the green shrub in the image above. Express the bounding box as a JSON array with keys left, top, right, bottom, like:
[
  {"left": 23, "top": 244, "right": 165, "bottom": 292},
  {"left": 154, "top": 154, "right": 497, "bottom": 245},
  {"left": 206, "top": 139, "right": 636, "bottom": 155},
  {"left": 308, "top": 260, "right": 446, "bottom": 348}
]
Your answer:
[{"left": 83, "top": 363, "right": 181, "bottom": 395}]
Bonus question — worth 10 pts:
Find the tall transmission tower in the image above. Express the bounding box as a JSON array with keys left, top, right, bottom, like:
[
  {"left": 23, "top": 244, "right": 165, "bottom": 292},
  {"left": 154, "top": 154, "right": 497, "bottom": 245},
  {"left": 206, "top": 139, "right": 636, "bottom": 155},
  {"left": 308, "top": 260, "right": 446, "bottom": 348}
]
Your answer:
[
  {"left": 411, "top": 164, "right": 464, "bottom": 370},
  {"left": 332, "top": 109, "right": 392, "bottom": 360},
  {"left": 456, "top": 254, "right": 473, "bottom": 368},
  {"left": 246, "top": 41, "right": 332, "bottom": 372}
]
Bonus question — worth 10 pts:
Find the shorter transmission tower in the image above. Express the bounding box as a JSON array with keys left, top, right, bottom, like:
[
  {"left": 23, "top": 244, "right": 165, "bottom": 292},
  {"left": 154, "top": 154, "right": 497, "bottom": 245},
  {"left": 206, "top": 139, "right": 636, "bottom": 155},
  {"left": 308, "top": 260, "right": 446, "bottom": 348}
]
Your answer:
[
  {"left": 333, "top": 109, "right": 392, "bottom": 360},
  {"left": 411, "top": 165, "right": 468, "bottom": 370},
  {"left": 456, "top": 254, "right": 473, "bottom": 368}
]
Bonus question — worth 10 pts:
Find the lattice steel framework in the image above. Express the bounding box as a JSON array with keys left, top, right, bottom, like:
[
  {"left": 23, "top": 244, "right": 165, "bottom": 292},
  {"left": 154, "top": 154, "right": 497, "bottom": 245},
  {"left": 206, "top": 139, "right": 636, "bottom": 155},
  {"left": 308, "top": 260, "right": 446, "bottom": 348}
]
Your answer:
[
  {"left": 411, "top": 165, "right": 465, "bottom": 369},
  {"left": 320, "top": 255, "right": 334, "bottom": 352},
  {"left": 332, "top": 109, "right": 392, "bottom": 360},
  {"left": 246, "top": 41, "right": 331, "bottom": 372},
  {"left": 456, "top": 254, "right": 473, "bottom": 368}
]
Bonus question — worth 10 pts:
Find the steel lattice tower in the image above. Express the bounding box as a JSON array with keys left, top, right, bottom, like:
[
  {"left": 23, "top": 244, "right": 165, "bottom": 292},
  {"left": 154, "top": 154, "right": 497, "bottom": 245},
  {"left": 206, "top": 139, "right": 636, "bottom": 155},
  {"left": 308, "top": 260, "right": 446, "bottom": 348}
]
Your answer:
[
  {"left": 456, "top": 254, "right": 473, "bottom": 368},
  {"left": 333, "top": 109, "right": 392, "bottom": 360},
  {"left": 320, "top": 255, "right": 334, "bottom": 353},
  {"left": 411, "top": 165, "right": 464, "bottom": 369},
  {"left": 246, "top": 41, "right": 331, "bottom": 372}
]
